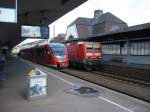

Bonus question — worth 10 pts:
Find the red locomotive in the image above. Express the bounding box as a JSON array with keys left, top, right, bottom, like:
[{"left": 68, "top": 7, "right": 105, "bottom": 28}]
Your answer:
[
  {"left": 19, "top": 43, "right": 68, "bottom": 68},
  {"left": 66, "top": 41, "right": 102, "bottom": 70}
]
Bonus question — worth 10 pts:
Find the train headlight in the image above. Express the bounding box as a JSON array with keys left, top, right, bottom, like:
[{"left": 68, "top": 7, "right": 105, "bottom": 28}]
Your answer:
[
  {"left": 83, "top": 59, "right": 86, "bottom": 64},
  {"left": 47, "top": 51, "right": 50, "bottom": 55}
]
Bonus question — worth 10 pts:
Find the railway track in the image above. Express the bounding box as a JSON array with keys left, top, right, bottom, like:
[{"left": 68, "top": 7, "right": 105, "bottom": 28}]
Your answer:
[
  {"left": 60, "top": 67, "right": 150, "bottom": 102},
  {"left": 92, "top": 71, "right": 150, "bottom": 87},
  {"left": 97, "top": 64, "right": 150, "bottom": 82},
  {"left": 61, "top": 68, "right": 150, "bottom": 87}
]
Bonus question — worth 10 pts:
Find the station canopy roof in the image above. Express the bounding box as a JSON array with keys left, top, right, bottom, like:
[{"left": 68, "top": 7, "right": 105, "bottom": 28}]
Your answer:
[{"left": 0, "top": 0, "right": 87, "bottom": 47}]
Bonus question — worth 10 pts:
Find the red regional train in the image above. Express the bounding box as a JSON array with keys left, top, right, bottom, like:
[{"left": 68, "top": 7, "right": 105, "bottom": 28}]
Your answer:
[
  {"left": 66, "top": 41, "right": 102, "bottom": 70},
  {"left": 19, "top": 43, "right": 68, "bottom": 68}
]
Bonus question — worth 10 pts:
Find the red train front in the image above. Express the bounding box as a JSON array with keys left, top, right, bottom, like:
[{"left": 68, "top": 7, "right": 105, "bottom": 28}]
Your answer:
[
  {"left": 19, "top": 43, "right": 68, "bottom": 68},
  {"left": 66, "top": 41, "right": 102, "bottom": 70}
]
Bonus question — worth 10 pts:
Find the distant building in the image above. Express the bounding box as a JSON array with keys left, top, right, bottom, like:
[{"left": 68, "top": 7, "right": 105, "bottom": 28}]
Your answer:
[
  {"left": 92, "top": 10, "right": 127, "bottom": 35},
  {"left": 65, "top": 17, "right": 93, "bottom": 40},
  {"left": 52, "top": 33, "right": 66, "bottom": 42},
  {"left": 65, "top": 10, "right": 127, "bottom": 40}
]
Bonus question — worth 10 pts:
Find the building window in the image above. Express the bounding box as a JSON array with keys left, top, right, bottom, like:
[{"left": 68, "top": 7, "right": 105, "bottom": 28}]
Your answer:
[
  {"left": 102, "top": 43, "right": 120, "bottom": 55},
  {"left": 130, "top": 40, "right": 150, "bottom": 56},
  {"left": 65, "top": 24, "right": 78, "bottom": 40},
  {"left": 121, "top": 43, "right": 127, "bottom": 55},
  {"left": 133, "top": 42, "right": 138, "bottom": 55},
  {"left": 140, "top": 42, "right": 144, "bottom": 55},
  {"left": 102, "top": 40, "right": 150, "bottom": 56},
  {"left": 144, "top": 41, "right": 150, "bottom": 55}
]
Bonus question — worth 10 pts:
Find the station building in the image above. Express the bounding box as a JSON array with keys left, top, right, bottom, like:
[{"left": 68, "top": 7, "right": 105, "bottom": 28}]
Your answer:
[
  {"left": 65, "top": 10, "right": 150, "bottom": 66},
  {"left": 100, "top": 23, "right": 150, "bottom": 65},
  {"left": 65, "top": 17, "right": 93, "bottom": 40}
]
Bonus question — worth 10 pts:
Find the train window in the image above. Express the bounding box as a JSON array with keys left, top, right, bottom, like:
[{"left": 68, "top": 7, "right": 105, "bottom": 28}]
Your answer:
[
  {"left": 54, "top": 48, "right": 66, "bottom": 56},
  {"left": 130, "top": 41, "right": 150, "bottom": 56},
  {"left": 50, "top": 44, "right": 66, "bottom": 56},
  {"left": 43, "top": 49, "right": 48, "bottom": 55},
  {"left": 87, "top": 47, "right": 93, "bottom": 50},
  {"left": 39, "top": 48, "right": 44, "bottom": 56},
  {"left": 32, "top": 49, "right": 36, "bottom": 57},
  {"left": 94, "top": 47, "right": 100, "bottom": 50},
  {"left": 35, "top": 48, "right": 39, "bottom": 56},
  {"left": 36, "top": 48, "right": 43, "bottom": 57},
  {"left": 86, "top": 42, "right": 93, "bottom": 50},
  {"left": 93, "top": 43, "right": 101, "bottom": 50}
]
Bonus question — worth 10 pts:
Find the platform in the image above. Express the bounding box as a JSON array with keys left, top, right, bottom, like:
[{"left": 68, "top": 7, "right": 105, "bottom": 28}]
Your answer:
[{"left": 0, "top": 56, "right": 150, "bottom": 112}]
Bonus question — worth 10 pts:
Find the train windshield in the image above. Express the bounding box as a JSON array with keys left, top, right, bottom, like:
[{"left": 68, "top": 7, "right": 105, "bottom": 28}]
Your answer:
[
  {"left": 49, "top": 44, "right": 66, "bottom": 56},
  {"left": 86, "top": 42, "right": 100, "bottom": 50}
]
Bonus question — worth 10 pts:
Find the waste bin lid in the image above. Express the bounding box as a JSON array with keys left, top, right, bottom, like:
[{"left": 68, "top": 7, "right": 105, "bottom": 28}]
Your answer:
[{"left": 27, "top": 69, "right": 47, "bottom": 77}]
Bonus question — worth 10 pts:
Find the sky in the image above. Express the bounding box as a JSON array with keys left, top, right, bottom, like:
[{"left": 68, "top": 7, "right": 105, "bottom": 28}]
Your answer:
[
  {"left": 19, "top": 0, "right": 150, "bottom": 45},
  {"left": 49, "top": 0, "right": 150, "bottom": 39}
]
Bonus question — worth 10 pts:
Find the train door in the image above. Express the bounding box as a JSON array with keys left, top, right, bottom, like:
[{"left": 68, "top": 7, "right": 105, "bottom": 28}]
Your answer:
[
  {"left": 45, "top": 46, "right": 55, "bottom": 65},
  {"left": 35, "top": 48, "right": 42, "bottom": 64},
  {"left": 43, "top": 47, "right": 51, "bottom": 64}
]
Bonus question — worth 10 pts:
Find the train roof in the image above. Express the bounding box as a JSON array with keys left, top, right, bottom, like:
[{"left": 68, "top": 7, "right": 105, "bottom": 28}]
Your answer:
[
  {"left": 48, "top": 43, "right": 65, "bottom": 47},
  {"left": 20, "top": 43, "right": 65, "bottom": 51}
]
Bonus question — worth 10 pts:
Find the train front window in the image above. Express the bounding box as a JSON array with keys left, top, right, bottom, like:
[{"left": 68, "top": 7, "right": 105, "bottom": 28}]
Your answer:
[
  {"left": 86, "top": 42, "right": 100, "bottom": 51},
  {"left": 50, "top": 44, "right": 66, "bottom": 56},
  {"left": 93, "top": 43, "right": 101, "bottom": 51},
  {"left": 86, "top": 42, "right": 93, "bottom": 50}
]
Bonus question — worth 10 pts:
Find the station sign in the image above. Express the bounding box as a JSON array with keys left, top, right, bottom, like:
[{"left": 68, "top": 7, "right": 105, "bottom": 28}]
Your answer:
[
  {"left": 0, "top": 0, "right": 17, "bottom": 23},
  {"left": 0, "top": 8, "right": 17, "bottom": 23},
  {"left": 21, "top": 25, "right": 49, "bottom": 39}
]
